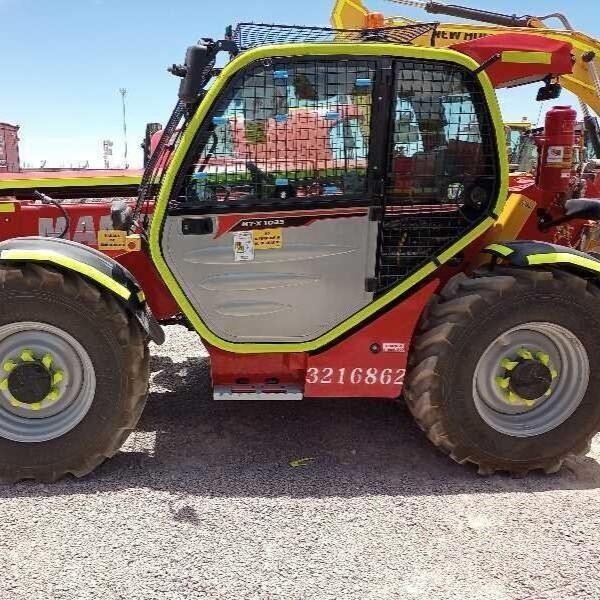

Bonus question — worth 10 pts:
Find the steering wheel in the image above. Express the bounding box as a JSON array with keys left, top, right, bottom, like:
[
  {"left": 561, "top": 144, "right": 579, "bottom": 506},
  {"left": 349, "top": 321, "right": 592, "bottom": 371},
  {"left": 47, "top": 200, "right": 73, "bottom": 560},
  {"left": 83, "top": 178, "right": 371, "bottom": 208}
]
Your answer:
[
  {"left": 246, "top": 161, "right": 296, "bottom": 200},
  {"left": 450, "top": 179, "right": 491, "bottom": 223},
  {"left": 246, "top": 161, "right": 270, "bottom": 198}
]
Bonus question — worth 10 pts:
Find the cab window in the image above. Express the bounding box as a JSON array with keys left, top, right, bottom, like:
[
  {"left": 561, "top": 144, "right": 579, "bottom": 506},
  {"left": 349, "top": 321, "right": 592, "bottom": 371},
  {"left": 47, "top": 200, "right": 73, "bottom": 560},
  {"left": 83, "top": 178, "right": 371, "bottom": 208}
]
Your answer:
[{"left": 178, "top": 58, "right": 377, "bottom": 205}]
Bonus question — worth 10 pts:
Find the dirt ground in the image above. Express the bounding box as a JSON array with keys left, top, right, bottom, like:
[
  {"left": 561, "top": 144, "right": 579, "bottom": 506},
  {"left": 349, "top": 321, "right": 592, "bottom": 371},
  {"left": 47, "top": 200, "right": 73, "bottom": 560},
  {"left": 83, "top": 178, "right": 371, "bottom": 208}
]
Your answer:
[{"left": 2, "top": 326, "right": 600, "bottom": 600}]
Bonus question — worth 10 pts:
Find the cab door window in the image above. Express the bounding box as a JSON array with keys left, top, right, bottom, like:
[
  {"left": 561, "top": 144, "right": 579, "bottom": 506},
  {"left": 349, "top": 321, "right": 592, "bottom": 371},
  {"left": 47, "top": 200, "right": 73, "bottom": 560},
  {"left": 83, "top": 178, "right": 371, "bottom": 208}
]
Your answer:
[
  {"left": 177, "top": 58, "right": 377, "bottom": 205},
  {"left": 379, "top": 59, "right": 499, "bottom": 290}
]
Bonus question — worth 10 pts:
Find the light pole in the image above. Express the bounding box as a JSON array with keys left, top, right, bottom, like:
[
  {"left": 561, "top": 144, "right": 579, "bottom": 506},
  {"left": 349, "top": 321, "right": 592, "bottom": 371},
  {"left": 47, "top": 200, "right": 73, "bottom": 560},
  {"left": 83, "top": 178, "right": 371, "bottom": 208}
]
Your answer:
[{"left": 119, "top": 88, "right": 129, "bottom": 169}]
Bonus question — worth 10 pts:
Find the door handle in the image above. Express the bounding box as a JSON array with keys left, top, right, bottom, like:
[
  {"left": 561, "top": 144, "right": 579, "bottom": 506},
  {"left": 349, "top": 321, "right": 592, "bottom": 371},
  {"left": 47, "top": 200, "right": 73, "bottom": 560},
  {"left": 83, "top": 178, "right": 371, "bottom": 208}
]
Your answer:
[{"left": 182, "top": 217, "right": 214, "bottom": 235}]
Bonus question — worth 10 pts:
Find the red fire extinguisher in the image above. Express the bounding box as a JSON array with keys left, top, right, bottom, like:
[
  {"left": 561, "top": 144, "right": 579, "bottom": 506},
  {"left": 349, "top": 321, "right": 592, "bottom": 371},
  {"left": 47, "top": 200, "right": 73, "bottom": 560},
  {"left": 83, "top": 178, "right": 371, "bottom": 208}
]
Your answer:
[{"left": 535, "top": 105, "right": 577, "bottom": 194}]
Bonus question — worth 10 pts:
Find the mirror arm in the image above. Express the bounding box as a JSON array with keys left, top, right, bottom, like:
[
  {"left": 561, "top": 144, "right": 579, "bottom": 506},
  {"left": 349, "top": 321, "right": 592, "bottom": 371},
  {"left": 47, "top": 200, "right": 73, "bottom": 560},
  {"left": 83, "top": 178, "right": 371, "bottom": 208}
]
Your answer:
[
  {"left": 539, "top": 199, "right": 600, "bottom": 232},
  {"left": 538, "top": 210, "right": 574, "bottom": 232}
]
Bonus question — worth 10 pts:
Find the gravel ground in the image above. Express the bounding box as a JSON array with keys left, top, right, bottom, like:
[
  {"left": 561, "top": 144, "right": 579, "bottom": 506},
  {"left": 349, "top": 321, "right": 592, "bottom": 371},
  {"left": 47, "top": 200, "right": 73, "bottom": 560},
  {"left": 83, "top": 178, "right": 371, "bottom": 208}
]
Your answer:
[{"left": 2, "top": 325, "right": 600, "bottom": 599}]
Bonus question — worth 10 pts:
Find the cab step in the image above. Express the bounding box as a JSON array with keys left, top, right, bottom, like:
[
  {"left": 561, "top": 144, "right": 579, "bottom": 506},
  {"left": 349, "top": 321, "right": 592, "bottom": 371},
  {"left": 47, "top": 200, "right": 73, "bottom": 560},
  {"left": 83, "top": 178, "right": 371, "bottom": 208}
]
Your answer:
[{"left": 213, "top": 384, "right": 303, "bottom": 401}]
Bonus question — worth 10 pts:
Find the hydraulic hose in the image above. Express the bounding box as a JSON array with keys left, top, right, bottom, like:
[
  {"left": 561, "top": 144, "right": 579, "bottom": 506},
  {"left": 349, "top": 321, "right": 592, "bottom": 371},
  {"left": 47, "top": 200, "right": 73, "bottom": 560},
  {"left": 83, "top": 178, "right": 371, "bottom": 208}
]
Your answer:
[
  {"left": 387, "top": 0, "right": 532, "bottom": 28},
  {"left": 33, "top": 191, "right": 70, "bottom": 239}
]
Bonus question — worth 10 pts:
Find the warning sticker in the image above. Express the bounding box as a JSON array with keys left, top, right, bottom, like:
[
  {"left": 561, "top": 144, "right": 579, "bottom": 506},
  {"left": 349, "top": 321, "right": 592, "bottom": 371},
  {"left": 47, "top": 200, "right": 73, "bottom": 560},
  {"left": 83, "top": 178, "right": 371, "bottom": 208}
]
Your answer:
[
  {"left": 382, "top": 343, "right": 406, "bottom": 353},
  {"left": 98, "top": 230, "right": 127, "bottom": 251},
  {"left": 233, "top": 231, "right": 254, "bottom": 262},
  {"left": 253, "top": 228, "right": 282, "bottom": 250},
  {"left": 546, "top": 146, "right": 565, "bottom": 164}
]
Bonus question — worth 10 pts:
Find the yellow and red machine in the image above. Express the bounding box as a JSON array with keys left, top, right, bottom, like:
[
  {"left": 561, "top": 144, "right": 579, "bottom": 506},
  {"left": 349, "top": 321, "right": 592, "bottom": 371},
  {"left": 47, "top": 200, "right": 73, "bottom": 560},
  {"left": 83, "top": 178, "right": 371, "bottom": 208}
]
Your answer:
[
  {"left": 3, "top": 3, "right": 600, "bottom": 481},
  {"left": 331, "top": 0, "right": 600, "bottom": 251}
]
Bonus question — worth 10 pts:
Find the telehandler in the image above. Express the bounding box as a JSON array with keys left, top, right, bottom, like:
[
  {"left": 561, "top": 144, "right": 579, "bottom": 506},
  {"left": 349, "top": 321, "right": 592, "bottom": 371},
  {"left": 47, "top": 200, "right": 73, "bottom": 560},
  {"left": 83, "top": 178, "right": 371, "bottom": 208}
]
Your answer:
[{"left": 2, "top": 7, "right": 600, "bottom": 481}]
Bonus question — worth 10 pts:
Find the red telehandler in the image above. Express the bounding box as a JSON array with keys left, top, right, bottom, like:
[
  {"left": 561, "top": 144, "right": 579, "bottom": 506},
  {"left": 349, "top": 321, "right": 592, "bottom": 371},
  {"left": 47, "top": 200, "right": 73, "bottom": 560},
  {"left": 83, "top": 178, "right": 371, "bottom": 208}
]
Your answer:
[{"left": 2, "top": 4, "right": 600, "bottom": 481}]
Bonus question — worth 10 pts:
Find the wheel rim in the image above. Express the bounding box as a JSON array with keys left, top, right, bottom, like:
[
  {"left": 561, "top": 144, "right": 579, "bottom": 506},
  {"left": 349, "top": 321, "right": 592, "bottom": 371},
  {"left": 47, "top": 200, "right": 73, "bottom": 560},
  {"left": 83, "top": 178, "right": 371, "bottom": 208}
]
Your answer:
[
  {"left": 472, "top": 322, "right": 589, "bottom": 438},
  {"left": 0, "top": 322, "right": 96, "bottom": 443}
]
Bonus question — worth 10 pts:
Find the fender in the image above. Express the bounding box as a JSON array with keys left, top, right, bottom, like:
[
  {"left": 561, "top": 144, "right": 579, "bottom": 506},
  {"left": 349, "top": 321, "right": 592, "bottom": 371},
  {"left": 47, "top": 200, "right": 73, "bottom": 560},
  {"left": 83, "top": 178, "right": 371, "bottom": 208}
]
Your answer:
[
  {"left": 0, "top": 237, "right": 164, "bottom": 344},
  {"left": 484, "top": 240, "right": 600, "bottom": 277}
]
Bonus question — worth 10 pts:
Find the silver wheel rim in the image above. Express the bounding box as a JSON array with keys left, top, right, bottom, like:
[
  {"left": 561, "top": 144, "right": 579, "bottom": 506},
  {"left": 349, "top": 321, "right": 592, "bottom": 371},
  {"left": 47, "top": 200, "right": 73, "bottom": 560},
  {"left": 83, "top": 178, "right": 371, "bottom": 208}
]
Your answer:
[
  {"left": 0, "top": 322, "right": 96, "bottom": 443},
  {"left": 472, "top": 322, "right": 589, "bottom": 438}
]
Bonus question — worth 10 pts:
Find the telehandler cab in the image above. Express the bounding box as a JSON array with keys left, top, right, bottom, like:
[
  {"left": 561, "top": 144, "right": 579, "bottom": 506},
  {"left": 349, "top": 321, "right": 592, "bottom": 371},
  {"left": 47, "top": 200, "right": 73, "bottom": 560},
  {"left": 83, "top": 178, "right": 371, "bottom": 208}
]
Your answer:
[{"left": 2, "top": 20, "right": 600, "bottom": 481}]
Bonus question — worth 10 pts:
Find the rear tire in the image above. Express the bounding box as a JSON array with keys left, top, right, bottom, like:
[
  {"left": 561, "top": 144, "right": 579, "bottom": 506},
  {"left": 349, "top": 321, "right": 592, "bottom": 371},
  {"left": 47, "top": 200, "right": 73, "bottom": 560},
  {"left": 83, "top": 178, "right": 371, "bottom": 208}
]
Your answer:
[
  {"left": 405, "top": 267, "right": 600, "bottom": 475},
  {"left": 0, "top": 264, "right": 149, "bottom": 482}
]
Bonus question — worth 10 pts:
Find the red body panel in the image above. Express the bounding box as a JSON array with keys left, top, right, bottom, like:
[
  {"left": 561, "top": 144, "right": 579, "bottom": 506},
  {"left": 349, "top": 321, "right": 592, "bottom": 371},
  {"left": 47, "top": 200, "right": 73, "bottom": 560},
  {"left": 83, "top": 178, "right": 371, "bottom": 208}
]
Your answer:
[
  {"left": 304, "top": 281, "right": 437, "bottom": 398},
  {"left": 113, "top": 250, "right": 179, "bottom": 320},
  {"left": 0, "top": 198, "right": 179, "bottom": 320},
  {"left": 451, "top": 34, "right": 574, "bottom": 88},
  {"left": 2, "top": 200, "right": 123, "bottom": 243},
  {"left": 209, "top": 345, "right": 308, "bottom": 386},
  {"left": 207, "top": 281, "right": 437, "bottom": 399}
]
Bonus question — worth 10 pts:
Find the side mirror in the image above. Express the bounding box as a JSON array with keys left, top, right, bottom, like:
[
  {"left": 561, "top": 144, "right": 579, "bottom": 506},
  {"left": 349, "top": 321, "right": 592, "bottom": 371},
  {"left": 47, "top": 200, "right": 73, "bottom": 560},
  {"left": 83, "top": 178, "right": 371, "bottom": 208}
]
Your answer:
[
  {"left": 565, "top": 198, "right": 600, "bottom": 220},
  {"left": 170, "top": 44, "right": 211, "bottom": 105},
  {"left": 536, "top": 81, "right": 562, "bottom": 102}
]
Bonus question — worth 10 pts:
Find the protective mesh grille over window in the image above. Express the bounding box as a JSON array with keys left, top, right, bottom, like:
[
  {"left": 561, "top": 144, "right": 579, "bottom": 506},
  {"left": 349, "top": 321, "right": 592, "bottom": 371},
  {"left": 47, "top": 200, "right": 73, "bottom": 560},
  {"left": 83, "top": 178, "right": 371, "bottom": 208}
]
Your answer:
[
  {"left": 178, "top": 58, "right": 376, "bottom": 204},
  {"left": 377, "top": 59, "right": 498, "bottom": 291}
]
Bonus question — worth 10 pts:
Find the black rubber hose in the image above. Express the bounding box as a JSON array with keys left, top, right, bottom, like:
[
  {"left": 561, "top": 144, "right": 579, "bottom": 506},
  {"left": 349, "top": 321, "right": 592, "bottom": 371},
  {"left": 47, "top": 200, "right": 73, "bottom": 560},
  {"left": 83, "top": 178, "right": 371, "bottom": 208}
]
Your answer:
[
  {"left": 33, "top": 190, "right": 70, "bottom": 239},
  {"left": 424, "top": 2, "right": 532, "bottom": 28}
]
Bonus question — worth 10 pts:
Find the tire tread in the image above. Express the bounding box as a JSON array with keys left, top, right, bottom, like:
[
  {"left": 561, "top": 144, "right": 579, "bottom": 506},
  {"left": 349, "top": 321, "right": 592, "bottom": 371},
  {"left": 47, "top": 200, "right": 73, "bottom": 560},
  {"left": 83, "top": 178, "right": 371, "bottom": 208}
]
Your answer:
[
  {"left": 405, "top": 266, "right": 599, "bottom": 475},
  {"left": 0, "top": 264, "right": 149, "bottom": 483}
]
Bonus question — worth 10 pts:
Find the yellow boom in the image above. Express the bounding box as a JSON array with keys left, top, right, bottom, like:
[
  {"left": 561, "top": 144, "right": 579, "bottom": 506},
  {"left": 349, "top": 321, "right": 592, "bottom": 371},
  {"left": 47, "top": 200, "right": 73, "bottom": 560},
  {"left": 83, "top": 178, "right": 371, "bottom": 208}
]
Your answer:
[{"left": 331, "top": 0, "right": 600, "bottom": 117}]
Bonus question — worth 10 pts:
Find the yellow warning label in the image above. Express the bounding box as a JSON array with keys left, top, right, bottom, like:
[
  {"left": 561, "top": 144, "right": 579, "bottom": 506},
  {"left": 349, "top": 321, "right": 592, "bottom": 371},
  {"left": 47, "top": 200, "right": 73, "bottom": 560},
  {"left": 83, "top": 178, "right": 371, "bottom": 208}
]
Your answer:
[
  {"left": 253, "top": 228, "right": 282, "bottom": 250},
  {"left": 98, "top": 229, "right": 127, "bottom": 251}
]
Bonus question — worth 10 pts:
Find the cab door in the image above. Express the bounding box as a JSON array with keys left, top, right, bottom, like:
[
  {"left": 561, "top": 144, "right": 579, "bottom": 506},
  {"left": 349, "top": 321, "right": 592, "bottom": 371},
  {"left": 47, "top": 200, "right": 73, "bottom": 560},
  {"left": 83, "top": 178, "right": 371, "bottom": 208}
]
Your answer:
[{"left": 160, "top": 56, "right": 381, "bottom": 344}]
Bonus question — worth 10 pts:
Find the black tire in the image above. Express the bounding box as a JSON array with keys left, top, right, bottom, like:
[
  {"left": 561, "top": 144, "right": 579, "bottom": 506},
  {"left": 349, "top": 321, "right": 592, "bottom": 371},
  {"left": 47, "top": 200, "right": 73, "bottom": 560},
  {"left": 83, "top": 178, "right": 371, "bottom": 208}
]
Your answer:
[
  {"left": 0, "top": 263, "right": 149, "bottom": 482},
  {"left": 404, "top": 266, "right": 600, "bottom": 475}
]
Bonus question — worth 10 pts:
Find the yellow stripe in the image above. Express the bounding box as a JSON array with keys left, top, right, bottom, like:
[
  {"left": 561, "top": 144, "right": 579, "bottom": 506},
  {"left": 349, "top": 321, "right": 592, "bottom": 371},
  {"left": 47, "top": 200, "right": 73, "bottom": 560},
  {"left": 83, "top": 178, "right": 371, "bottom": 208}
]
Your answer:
[
  {"left": 149, "top": 43, "right": 505, "bottom": 354},
  {"left": 438, "top": 217, "right": 496, "bottom": 264},
  {"left": 486, "top": 243, "right": 515, "bottom": 257},
  {"left": 527, "top": 252, "right": 600, "bottom": 273},
  {"left": 504, "top": 122, "right": 532, "bottom": 130},
  {"left": 0, "top": 203, "right": 15, "bottom": 213},
  {"left": 501, "top": 51, "right": 553, "bottom": 65},
  {"left": 0, "top": 176, "right": 141, "bottom": 191},
  {"left": 0, "top": 249, "right": 131, "bottom": 300}
]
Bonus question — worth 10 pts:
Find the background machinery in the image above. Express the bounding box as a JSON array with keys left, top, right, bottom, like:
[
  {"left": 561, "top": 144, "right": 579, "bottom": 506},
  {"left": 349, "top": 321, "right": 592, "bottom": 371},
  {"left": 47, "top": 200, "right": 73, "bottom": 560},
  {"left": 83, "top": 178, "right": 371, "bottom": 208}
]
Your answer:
[
  {"left": 2, "top": 5, "right": 600, "bottom": 481},
  {"left": 333, "top": 0, "right": 600, "bottom": 248},
  {"left": 504, "top": 119, "right": 532, "bottom": 171}
]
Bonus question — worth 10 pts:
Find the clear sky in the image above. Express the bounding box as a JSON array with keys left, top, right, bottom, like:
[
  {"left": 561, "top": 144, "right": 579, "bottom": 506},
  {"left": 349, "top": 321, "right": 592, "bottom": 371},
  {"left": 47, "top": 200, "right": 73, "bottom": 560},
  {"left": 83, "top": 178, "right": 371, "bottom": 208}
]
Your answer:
[{"left": 2, "top": 0, "right": 598, "bottom": 168}]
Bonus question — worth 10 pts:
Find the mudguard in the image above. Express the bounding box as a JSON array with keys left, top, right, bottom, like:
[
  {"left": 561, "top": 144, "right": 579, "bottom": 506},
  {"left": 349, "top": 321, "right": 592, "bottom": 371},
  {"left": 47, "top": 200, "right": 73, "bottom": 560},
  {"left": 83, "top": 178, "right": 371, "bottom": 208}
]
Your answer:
[
  {"left": 484, "top": 240, "right": 600, "bottom": 276},
  {"left": 0, "top": 236, "right": 165, "bottom": 344}
]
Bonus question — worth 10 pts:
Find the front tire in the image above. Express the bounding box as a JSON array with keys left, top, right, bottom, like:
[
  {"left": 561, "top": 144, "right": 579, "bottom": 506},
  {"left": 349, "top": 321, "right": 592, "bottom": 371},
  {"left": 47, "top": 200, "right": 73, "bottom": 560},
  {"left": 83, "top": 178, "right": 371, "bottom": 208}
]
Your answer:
[
  {"left": 0, "top": 264, "right": 149, "bottom": 482},
  {"left": 405, "top": 267, "right": 600, "bottom": 475}
]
